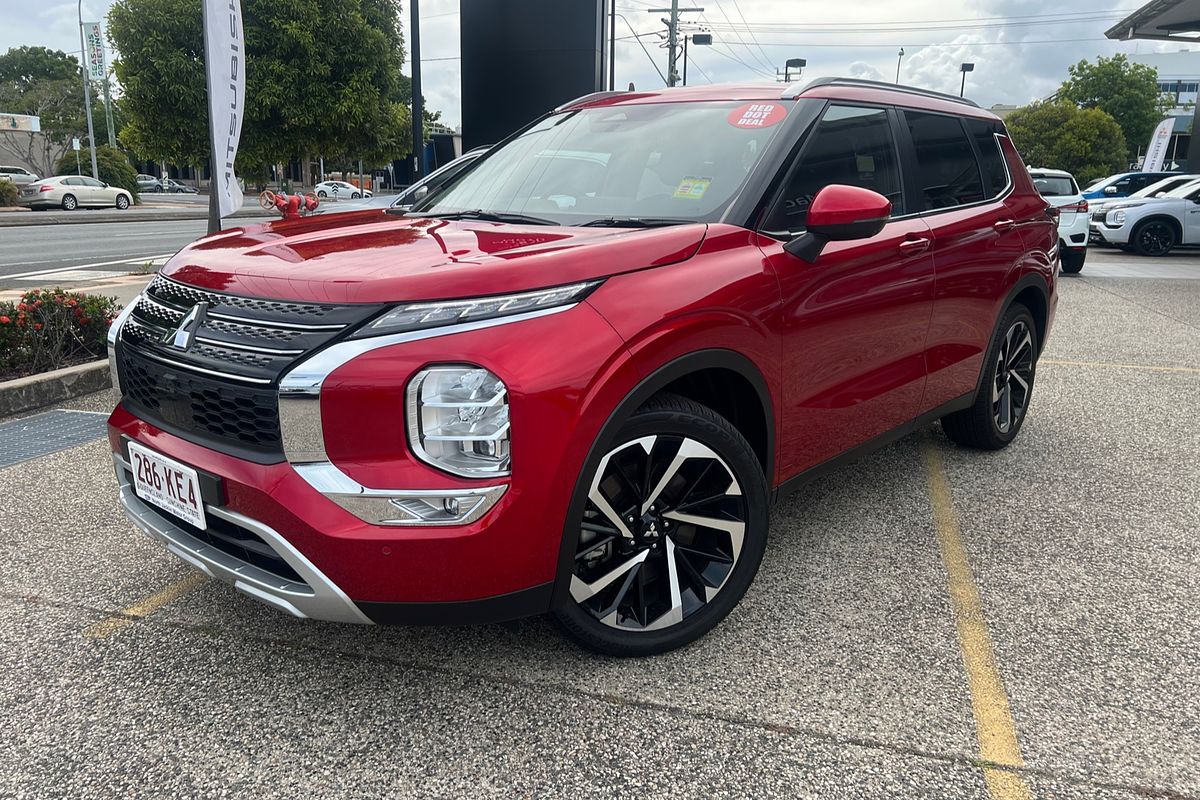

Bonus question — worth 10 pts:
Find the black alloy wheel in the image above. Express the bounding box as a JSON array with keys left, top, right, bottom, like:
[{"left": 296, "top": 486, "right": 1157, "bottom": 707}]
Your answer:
[
  {"left": 941, "top": 302, "right": 1039, "bottom": 450},
  {"left": 1132, "top": 220, "right": 1177, "bottom": 257},
  {"left": 554, "top": 393, "right": 768, "bottom": 656}
]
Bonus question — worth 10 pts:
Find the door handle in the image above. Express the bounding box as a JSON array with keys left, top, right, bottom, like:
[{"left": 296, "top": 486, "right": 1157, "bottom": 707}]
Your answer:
[
  {"left": 994, "top": 219, "right": 1016, "bottom": 232},
  {"left": 899, "top": 237, "right": 931, "bottom": 255}
]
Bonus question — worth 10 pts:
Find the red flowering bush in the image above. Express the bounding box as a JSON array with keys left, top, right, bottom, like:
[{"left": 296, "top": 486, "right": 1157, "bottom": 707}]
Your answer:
[{"left": 0, "top": 289, "right": 120, "bottom": 379}]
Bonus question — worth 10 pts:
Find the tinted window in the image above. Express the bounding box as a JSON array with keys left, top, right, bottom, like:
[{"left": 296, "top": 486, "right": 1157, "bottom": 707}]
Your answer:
[
  {"left": 763, "top": 104, "right": 903, "bottom": 233},
  {"left": 906, "top": 111, "right": 984, "bottom": 210},
  {"left": 965, "top": 119, "right": 1008, "bottom": 197},
  {"left": 80, "top": 177, "right": 104, "bottom": 187},
  {"left": 63, "top": 177, "right": 82, "bottom": 185},
  {"left": 1030, "top": 175, "right": 1077, "bottom": 196}
]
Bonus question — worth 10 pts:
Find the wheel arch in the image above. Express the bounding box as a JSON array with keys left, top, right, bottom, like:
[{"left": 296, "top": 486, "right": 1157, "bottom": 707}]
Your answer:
[
  {"left": 550, "top": 348, "right": 775, "bottom": 607},
  {"left": 1132, "top": 213, "right": 1182, "bottom": 242}
]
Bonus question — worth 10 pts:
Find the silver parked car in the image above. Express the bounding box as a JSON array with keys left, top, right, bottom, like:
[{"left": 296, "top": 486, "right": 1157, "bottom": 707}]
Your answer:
[
  {"left": 17, "top": 175, "right": 133, "bottom": 210},
  {"left": 0, "top": 165, "right": 39, "bottom": 186},
  {"left": 136, "top": 173, "right": 160, "bottom": 191},
  {"left": 314, "top": 180, "right": 371, "bottom": 199}
]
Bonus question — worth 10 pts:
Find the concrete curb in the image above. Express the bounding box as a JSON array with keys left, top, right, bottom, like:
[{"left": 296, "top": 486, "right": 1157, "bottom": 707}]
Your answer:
[{"left": 0, "top": 359, "right": 110, "bottom": 418}]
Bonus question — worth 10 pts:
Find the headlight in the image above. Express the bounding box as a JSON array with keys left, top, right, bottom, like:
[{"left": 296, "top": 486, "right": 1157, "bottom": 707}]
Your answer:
[
  {"left": 351, "top": 281, "right": 601, "bottom": 338},
  {"left": 1108, "top": 210, "right": 1126, "bottom": 226},
  {"left": 407, "top": 366, "right": 510, "bottom": 477}
]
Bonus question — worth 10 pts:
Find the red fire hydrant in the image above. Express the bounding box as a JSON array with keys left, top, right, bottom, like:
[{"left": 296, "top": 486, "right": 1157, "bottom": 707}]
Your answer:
[{"left": 258, "top": 190, "right": 320, "bottom": 219}]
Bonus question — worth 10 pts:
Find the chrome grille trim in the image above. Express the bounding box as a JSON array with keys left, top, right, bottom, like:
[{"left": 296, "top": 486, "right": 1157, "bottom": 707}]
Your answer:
[{"left": 132, "top": 347, "right": 274, "bottom": 385}]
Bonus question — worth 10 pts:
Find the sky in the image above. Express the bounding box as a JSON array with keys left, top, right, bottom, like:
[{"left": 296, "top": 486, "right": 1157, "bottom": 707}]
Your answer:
[{"left": 0, "top": 0, "right": 1194, "bottom": 130}]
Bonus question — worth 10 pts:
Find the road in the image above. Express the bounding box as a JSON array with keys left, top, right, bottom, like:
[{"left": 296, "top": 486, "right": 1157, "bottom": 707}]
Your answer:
[{"left": 0, "top": 219, "right": 208, "bottom": 288}]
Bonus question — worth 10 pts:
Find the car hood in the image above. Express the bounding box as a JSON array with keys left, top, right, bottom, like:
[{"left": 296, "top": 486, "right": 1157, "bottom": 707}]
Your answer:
[{"left": 161, "top": 210, "right": 708, "bottom": 303}]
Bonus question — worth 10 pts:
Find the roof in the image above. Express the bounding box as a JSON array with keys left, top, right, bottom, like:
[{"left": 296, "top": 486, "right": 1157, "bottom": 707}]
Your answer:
[
  {"left": 558, "top": 78, "right": 998, "bottom": 120},
  {"left": 1107, "top": 0, "right": 1200, "bottom": 41},
  {"left": 1028, "top": 168, "right": 1075, "bottom": 178}
]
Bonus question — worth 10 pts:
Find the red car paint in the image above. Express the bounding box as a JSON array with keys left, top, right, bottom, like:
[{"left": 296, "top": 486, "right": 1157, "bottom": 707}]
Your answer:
[{"left": 108, "top": 79, "right": 1057, "bottom": 625}]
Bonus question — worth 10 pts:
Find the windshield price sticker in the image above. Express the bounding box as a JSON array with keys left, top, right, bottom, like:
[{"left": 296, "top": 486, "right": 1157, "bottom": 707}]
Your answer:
[{"left": 728, "top": 103, "right": 786, "bottom": 129}]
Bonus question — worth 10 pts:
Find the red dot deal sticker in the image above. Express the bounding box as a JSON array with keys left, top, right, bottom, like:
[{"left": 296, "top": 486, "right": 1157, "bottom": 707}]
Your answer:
[{"left": 728, "top": 102, "right": 786, "bottom": 129}]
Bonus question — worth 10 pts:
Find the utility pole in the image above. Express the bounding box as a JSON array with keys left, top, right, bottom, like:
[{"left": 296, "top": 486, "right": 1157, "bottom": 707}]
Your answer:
[
  {"left": 410, "top": 0, "right": 424, "bottom": 180},
  {"left": 609, "top": 0, "right": 616, "bottom": 91},
  {"left": 647, "top": 4, "right": 703, "bottom": 87},
  {"left": 76, "top": 2, "right": 99, "bottom": 180},
  {"left": 682, "top": 34, "right": 688, "bottom": 86}
]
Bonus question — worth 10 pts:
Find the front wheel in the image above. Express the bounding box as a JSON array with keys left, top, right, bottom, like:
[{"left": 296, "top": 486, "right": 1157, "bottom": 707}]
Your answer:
[
  {"left": 351, "top": 191, "right": 361, "bottom": 199},
  {"left": 317, "top": 190, "right": 327, "bottom": 198},
  {"left": 553, "top": 393, "right": 768, "bottom": 656},
  {"left": 115, "top": 194, "right": 130, "bottom": 210},
  {"left": 941, "top": 303, "right": 1038, "bottom": 450},
  {"left": 1131, "top": 220, "right": 1177, "bottom": 256}
]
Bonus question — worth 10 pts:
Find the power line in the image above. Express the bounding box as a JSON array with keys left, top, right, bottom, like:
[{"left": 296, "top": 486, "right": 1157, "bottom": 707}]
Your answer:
[
  {"left": 686, "top": 51, "right": 713, "bottom": 84},
  {"left": 707, "top": 3, "right": 774, "bottom": 73},
  {"left": 615, "top": 12, "right": 669, "bottom": 85},
  {"left": 728, "top": 0, "right": 774, "bottom": 72}
]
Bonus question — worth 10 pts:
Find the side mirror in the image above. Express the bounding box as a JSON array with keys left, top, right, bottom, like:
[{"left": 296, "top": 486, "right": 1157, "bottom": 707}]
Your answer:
[
  {"left": 1104, "top": 186, "right": 1119, "bottom": 195},
  {"left": 783, "top": 184, "right": 892, "bottom": 263}
]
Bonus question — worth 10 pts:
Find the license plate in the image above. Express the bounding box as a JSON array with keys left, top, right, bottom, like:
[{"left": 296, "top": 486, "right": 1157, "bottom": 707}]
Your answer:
[{"left": 128, "top": 442, "right": 206, "bottom": 529}]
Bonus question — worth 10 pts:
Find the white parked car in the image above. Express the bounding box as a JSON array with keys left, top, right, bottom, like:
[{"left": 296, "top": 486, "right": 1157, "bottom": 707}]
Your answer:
[
  {"left": 1028, "top": 168, "right": 1088, "bottom": 273},
  {"left": 1089, "top": 178, "right": 1200, "bottom": 256},
  {"left": 0, "top": 165, "right": 39, "bottom": 186},
  {"left": 1088, "top": 173, "right": 1200, "bottom": 242},
  {"left": 16, "top": 175, "right": 133, "bottom": 210},
  {"left": 314, "top": 180, "right": 371, "bottom": 200}
]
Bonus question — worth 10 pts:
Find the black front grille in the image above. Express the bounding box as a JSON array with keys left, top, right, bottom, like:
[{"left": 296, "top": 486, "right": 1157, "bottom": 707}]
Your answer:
[{"left": 117, "top": 274, "right": 382, "bottom": 460}]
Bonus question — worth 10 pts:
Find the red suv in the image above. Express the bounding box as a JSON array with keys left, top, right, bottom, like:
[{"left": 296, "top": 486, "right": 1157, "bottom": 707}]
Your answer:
[{"left": 107, "top": 79, "right": 1056, "bottom": 655}]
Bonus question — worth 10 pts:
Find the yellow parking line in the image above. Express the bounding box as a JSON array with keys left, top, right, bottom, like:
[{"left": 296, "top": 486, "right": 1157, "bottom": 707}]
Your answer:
[
  {"left": 1041, "top": 358, "right": 1200, "bottom": 374},
  {"left": 921, "top": 438, "right": 1032, "bottom": 800},
  {"left": 83, "top": 572, "right": 207, "bottom": 639}
]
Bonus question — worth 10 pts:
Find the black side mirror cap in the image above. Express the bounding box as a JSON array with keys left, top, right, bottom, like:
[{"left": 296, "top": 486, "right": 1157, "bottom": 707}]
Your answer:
[{"left": 783, "top": 232, "right": 829, "bottom": 263}]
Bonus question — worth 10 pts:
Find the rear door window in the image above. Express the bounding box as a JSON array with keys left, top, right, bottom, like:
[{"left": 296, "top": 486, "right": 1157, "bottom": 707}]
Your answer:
[
  {"left": 762, "top": 104, "right": 904, "bottom": 234},
  {"left": 964, "top": 118, "right": 1009, "bottom": 197},
  {"left": 905, "top": 111, "right": 985, "bottom": 210}
]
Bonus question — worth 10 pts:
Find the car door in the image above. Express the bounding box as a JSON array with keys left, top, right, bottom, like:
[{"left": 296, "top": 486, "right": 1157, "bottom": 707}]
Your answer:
[
  {"left": 75, "top": 176, "right": 104, "bottom": 206},
  {"left": 901, "top": 112, "right": 1032, "bottom": 411},
  {"left": 756, "top": 103, "right": 935, "bottom": 476},
  {"left": 1179, "top": 184, "right": 1200, "bottom": 243}
]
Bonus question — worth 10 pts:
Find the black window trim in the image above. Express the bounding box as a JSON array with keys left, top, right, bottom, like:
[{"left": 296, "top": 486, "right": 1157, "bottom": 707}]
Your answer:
[
  {"left": 892, "top": 107, "right": 1014, "bottom": 221},
  {"left": 752, "top": 99, "right": 908, "bottom": 240}
]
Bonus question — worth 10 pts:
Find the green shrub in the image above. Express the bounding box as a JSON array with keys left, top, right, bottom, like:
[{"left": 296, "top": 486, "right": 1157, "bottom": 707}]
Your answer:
[
  {"left": 0, "top": 178, "right": 16, "bottom": 207},
  {"left": 54, "top": 145, "right": 140, "bottom": 202},
  {"left": 0, "top": 289, "right": 120, "bottom": 379}
]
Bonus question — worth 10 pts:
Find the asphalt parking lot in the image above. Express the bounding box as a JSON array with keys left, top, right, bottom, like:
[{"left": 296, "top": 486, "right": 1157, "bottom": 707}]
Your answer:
[{"left": 1, "top": 250, "right": 1198, "bottom": 799}]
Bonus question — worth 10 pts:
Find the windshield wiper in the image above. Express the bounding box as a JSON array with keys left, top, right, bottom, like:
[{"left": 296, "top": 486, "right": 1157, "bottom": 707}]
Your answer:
[
  {"left": 579, "top": 216, "right": 697, "bottom": 228},
  {"left": 409, "top": 208, "right": 560, "bottom": 226}
]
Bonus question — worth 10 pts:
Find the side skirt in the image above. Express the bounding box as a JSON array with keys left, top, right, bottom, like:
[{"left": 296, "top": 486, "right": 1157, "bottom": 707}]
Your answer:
[{"left": 771, "top": 392, "right": 974, "bottom": 502}]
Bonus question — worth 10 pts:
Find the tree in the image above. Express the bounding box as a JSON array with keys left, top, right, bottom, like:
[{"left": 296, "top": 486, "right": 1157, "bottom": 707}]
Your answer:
[
  {"left": 1058, "top": 54, "right": 1170, "bottom": 159},
  {"left": 0, "top": 47, "right": 87, "bottom": 176},
  {"left": 108, "top": 0, "right": 413, "bottom": 178},
  {"left": 1006, "top": 101, "right": 1127, "bottom": 184}
]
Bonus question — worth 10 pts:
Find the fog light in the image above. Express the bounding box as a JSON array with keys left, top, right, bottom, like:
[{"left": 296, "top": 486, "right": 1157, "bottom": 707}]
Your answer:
[{"left": 407, "top": 366, "right": 510, "bottom": 477}]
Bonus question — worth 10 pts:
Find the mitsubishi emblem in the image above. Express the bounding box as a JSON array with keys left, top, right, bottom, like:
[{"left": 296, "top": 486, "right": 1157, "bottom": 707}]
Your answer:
[{"left": 163, "top": 302, "right": 208, "bottom": 351}]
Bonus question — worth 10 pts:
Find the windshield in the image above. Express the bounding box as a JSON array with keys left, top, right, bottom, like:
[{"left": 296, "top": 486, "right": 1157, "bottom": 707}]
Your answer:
[
  {"left": 1083, "top": 176, "right": 1118, "bottom": 192},
  {"left": 1030, "top": 174, "right": 1077, "bottom": 196},
  {"left": 415, "top": 100, "right": 792, "bottom": 225},
  {"left": 1162, "top": 179, "right": 1200, "bottom": 198},
  {"left": 1135, "top": 176, "right": 1195, "bottom": 198}
]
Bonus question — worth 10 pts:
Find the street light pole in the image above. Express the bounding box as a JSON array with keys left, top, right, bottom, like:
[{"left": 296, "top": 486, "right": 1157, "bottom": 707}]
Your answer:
[
  {"left": 77, "top": 0, "right": 99, "bottom": 180},
  {"left": 896, "top": 48, "right": 904, "bottom": 83},
  {"left": 410, "top": 0, "right": 424, "bottom": 180},
  {"left": 959, "top": 62, "right": 974, "bottom": 98}
]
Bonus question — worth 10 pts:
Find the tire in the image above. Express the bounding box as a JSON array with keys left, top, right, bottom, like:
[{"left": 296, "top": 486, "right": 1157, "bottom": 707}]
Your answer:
[
  {"left": 941, "top": 303, "right": 1038, "bottom": 450},
  {"left": 553, "top": 392, "right": 769, "bottom": 656},
  {"left": 115, "top": 194, "right": 130, "bottom": 210},
  {"left": 1060, "top": 247, "right": 1085, "bottom": 274},
  {"left": 317, "top": 190, "right": 327, "bottom": 198},
  {"left": 61, "top": 194, "right": 77, "bottom": 211},
  {"left": 352, "top": 191, "right": 361, "bottom": 199},
  {"left": 1131, "top": 219, "right": 1177, "bottom": 256}
]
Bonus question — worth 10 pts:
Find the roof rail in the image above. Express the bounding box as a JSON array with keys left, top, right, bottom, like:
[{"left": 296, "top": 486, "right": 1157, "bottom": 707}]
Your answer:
[
  {"left": 555, "top": 90, "right": 629, "bottom": 112},
  {"left": 786, "top": 77, "right": 981, "bottom": 109}
]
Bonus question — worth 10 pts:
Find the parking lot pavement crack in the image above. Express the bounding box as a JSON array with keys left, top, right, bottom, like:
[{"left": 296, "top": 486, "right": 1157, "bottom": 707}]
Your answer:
[
  {"left": 1, "top": 589, "right": 1196, "bottom": 800},
  {"left": 1078, "top": 277, "right": 1200, "bottom": 333}
]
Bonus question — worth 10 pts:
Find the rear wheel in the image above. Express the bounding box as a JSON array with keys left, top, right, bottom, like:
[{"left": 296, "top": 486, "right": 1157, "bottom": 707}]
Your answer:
[
  {"left": 61, "top": 194, "right": 77, "bottom": 211},
  {"left": 941, "top": 303, "right": 1038, "bottom": 450},
  {"left": 1131, "top": 219, "right": 1177, "bottom": 256},
  {"left": 554, "top": 393, "right": 768, "bottom": 656},
  {"left": 1060, "top": 247, "right": 1085, "bottom": 274}
]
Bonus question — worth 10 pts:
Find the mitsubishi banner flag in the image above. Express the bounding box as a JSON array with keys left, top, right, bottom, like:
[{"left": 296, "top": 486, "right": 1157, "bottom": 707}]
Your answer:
[
  {"left": 1143, "top": 117, "right": 1175, "bottom": 174},
  {"left": 83, "top": 22, "right": 105, "bottom": 81},
  {"left": 203, "top": 0, "right": 245, "bottom": 219}
]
